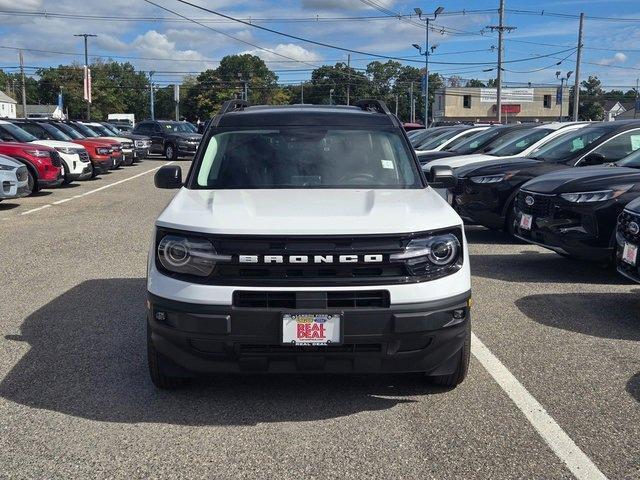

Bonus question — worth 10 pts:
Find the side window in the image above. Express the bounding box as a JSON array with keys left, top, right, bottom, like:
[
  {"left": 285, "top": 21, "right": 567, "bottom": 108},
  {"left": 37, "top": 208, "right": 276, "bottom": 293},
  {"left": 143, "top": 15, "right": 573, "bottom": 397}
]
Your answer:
[
  {"left": 589, "top": 130, "right": 640, "bottom": 162},
  {"left": 463, "top": 95, "right": 471, "bottom": 109},
  {"left": 20, "top": 124, "right": 45, "bottom": 139},
  {"left": 543, "top": 95, "right": 551, "bottom": 109},
  {"left": 136, "top": 123, "right": 151, "bottom": 135}
]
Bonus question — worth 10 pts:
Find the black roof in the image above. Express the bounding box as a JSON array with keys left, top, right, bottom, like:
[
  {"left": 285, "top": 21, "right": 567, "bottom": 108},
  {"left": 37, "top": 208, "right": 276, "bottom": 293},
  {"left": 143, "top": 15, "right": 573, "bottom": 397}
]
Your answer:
[{"left": 215, "top": 104, "right": 398, "bottom": 128}]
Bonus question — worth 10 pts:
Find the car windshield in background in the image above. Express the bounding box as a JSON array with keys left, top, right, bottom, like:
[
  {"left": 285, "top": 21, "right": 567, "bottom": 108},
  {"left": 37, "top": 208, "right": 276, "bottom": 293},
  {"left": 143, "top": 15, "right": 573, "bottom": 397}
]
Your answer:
[
  {"left": 194, "top": 127, "right": 421, "bottom": 189},
  {"left": 527, "top": 126, "right": 610, "bottom": 162},
  {"left": 486, "top": 128, "right": 552, "bottom": 156},
  {"left": 415, "top": 128, "right": 467, "bottom": 150},
  {"left": 448, "top": 127, "right": 503, "bottom": 155},
  {"left": 1, "top": 123, "right": 38, "bottom": 143},
  {"left": 53, "top": 123, "right": 84, "bottom": 139},
  {"left": 162, "top": 122, "right": 195, "bottom": 133},
  {"left": 103, "top": 124, "right": 122, "bottom": 135},
  {"left": 410, "top": 128, "right": 452, "bottom": 147},
  {"left": 91, "top": 125, "right": 113, "bottom": 136},
  {"left": 39, "top": 123, "right": 73, "bottom": 141},
  {"left": 73, "top": 123, "right": 100, "bottom": 137},
  {"left": 615, "top": 148, "right": 640, "bottom": 168}
]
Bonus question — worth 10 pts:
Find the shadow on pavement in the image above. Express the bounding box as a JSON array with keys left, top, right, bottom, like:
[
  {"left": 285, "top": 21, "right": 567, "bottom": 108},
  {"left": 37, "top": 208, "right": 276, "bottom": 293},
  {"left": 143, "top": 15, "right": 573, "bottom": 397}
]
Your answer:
[
  {"left": 0, "top": 278, "right": 442, "bottom": 425},
  {"left": 0, "top": 202, "right": 20, "bottom": 211},
  {"left": 470, "top": 250, "right": 624, "bottom": 285},
  {"left": 515, "top": 292, "right": 640, "bottom": 341},
  {"left": 627, "top": 373, "right": 639, "bottom": 403},
  {"left": 464, "top": 226, "right": 518, "bottom": 245}
]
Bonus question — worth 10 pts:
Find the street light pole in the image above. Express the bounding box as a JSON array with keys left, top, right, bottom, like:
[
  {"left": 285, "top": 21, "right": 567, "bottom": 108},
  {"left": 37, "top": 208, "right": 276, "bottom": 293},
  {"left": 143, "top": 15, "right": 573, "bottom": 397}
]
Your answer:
[
  {"left": 556, "top": 70, "right": 573, "bottom": 122},
  {"left": 414, "top": 6, "right": 443, "bottom": 129},
  {"left": 74, "top": 33, "right": 97, "bottom": 120}
]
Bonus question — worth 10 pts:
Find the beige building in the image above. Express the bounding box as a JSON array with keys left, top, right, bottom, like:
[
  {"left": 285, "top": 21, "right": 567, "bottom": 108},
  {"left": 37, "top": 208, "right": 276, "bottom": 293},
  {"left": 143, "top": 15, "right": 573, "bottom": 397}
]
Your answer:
[{"left": 433, "top": 87, "right": 570, "bottom": 123}]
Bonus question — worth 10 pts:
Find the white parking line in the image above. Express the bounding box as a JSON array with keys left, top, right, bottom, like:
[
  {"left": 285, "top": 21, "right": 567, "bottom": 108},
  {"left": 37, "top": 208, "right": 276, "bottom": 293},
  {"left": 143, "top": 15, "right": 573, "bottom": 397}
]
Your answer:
[
  {"left": 471, "top": 333, "right": 607, "bottom": 480},
  {"left": 18, "top": 162, "right": 173, "bottom": 216}
]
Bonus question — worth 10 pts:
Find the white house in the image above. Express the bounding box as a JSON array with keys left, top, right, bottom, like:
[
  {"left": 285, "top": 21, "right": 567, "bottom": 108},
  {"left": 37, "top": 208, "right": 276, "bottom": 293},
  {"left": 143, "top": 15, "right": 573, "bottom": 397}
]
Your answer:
[
  {"left": 603, "top": 101, "right": 634, "bottom": 122},
  {"left": 0, "top": 91, "right": 17, "bottom": 119}
]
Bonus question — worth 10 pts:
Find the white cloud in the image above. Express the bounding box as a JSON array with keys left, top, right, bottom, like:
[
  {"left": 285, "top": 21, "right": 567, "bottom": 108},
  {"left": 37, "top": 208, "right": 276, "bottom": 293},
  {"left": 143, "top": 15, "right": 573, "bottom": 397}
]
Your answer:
[
  {"left": 596, "top": 52, "right": 628, "bottom": 66},
  {"left": 241, "top": 43, "right": 322, "bottom": 66}
]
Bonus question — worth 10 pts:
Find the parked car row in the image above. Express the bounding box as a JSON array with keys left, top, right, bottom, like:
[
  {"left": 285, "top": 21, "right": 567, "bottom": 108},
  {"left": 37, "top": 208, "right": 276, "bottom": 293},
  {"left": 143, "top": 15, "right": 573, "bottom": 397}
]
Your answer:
[
  {"left": 0, "top": 118, "right": 200, "bottom": 204},
  {"left": 424, "top": 120, "right": 640, "bottom": 284}
]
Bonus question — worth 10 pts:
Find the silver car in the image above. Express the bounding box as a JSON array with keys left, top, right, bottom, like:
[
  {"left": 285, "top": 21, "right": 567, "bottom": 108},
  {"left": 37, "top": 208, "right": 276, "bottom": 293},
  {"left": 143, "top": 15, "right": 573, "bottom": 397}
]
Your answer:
[{"left": 0, "top": 154, "right": 30, "bottom": 202}]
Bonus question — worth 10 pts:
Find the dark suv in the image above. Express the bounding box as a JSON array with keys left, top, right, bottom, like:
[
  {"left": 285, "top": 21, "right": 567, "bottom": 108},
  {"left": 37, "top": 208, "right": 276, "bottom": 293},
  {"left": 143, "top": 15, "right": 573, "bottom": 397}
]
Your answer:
[{"left": 133, "top": 120, "right": 202, "bottom": 160}]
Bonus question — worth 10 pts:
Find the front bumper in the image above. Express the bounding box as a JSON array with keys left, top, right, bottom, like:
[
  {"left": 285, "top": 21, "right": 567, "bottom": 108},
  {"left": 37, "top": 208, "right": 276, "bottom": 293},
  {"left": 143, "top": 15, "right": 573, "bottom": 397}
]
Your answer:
[
  {"left": 134, "top": 148, "right": 149, "bottom": 160},
  {"left": 91, "top": 157, "right": 112, "bottom": 174},
  {"left": 176, "top": 143, "right": 199, "bottom": 156},
  {"left": 147, "top": 290, "right": 471, "bottom": 375},
  {"left": 615, "top": 225, "right": 640, "bottom": 283},
  {"left": 68, "top": 164, "right": 93, "bottom": 181},
  {"left": 38, "top": 174, "right": 64, "bottom": 189}
]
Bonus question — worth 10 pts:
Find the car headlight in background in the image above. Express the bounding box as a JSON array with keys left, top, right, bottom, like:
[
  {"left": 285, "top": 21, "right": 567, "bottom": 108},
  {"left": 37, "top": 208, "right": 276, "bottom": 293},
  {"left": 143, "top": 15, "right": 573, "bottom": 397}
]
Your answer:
[
  {"left": 469, "top": 172, "right": 515, "bottom": 184},
  {"left": 389, "top": 233, "right": 462, "bottom": 277},
  {"left": 23, "top": 149, "right": 50, "bottom": 158},
  {"left": 157, "top": 234, "right": 231, "bottom": 277},
  {"left": 560, "top": 184, "right": 633, "bottom": 203},
  {"left": 55, "top": 146, "right": 76, "bottom": 154},
  {"left": 96, "top": 147, "right": 112, "bottom": 155}
]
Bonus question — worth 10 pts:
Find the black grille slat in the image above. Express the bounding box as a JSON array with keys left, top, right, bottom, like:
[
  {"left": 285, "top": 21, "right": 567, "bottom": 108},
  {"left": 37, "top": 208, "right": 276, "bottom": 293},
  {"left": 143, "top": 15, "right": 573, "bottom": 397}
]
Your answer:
[
  {"left": 233, "top": 290, "right": 390, "bottom": 309},
  {"left": 49, "top": 151, "right": 61, "bottom": 167},
  {"left": 618, "top": 210, "right": 640, "bottom": 243},
  {"left": 517, "top": 191, "right": 555, "bottom": 217},
  {"left": 239, "top": 344, "right": 382, "bottom": 354}
]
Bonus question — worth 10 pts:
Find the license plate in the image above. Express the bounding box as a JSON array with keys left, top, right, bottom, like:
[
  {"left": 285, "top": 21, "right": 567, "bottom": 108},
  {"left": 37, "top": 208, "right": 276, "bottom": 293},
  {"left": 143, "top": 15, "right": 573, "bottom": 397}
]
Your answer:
[
  {"left": 622, "top": 242, "right": 638, "bottom": 265},
  {"left": 282, "top": 313, "right": 341, "bottom": 346},
  {"left": 520, "top": 213, "right": 533, "bottom": 230}
]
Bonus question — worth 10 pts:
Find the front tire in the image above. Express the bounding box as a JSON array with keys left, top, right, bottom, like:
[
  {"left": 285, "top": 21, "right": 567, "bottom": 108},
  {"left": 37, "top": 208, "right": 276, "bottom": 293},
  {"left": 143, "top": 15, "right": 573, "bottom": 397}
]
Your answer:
[
  {"left": 147, "top": 325, "right": 189, "bottom": 390},
  {"left": 427, "top": 322, "right": 470, "bottom": 388},
  {"left": 26, "top": 169, "right": 38, "bottom": 194},
  {"left": 164, "top": 144, "right": 178, "bottom": 161}
]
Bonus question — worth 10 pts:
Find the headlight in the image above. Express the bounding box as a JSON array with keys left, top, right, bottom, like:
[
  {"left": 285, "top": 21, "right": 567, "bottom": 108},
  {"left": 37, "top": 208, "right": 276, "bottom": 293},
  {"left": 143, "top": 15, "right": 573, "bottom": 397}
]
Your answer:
[
  {"left": 55, "top": 146, "right": 75, "bottom": 154},
  {"left": 470, "top": 173, "right": 513, "bottom": 184},
  {"left": 157, "top": 234, "right": 231, "bottom": 277},
  {"left": 23, "top": 149, "right": 50, "bottom": 158},
  {"left": 0, "top": 164, "right": 16, "bottom": 171},
  {"left": 389, "top": 233, "right": 462, "bottom": 277},
  {"left": 560, "top": 185, "right": 633, "bottom": 203},
  {"left": 96, "top": 147, "right": 112, "bottom": 155}
]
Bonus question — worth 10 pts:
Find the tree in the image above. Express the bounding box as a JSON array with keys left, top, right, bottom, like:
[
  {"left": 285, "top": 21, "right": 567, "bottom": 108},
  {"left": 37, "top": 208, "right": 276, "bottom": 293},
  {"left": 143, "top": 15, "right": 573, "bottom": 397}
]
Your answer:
[
  {"left": 306, "top": 63, "right": 369, "bottom": 105},
  {"left": 465, "top": 79, "right": 486, "bottom": 88},
  {"left": 578, "top": 75, "right": 605, "bottom": 121},
  {"left": 447, "top": 75, "right": 463, "bottom": 87}
]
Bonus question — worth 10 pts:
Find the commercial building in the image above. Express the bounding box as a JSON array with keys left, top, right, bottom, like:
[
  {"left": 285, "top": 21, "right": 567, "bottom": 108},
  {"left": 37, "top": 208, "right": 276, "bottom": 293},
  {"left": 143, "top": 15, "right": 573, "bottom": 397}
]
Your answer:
[{"left": 433, "top": 86, "right": 570, "bottom": 123}]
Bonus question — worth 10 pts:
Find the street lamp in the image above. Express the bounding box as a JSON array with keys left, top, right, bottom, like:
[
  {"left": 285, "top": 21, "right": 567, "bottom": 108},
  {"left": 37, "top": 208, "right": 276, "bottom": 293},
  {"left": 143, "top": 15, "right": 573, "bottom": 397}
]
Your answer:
[
  {"left": 74, "top": 33, "right": 97, "bottom": 120},
  {"left": 329, "top": 88, "right": 335, "bottom": 105},
  {"left": 413, "top": 6, "right": 443, "bottom": 128},
  {"left": 556, "top": 70, "right": 573, "bottom": 122}
]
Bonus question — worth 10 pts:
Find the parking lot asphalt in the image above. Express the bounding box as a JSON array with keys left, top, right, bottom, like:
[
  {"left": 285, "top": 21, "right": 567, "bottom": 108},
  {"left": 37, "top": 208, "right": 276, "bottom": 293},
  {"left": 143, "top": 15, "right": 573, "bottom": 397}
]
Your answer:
[{"left": 0, "top": 159, "right": 638, "bottom": 479}]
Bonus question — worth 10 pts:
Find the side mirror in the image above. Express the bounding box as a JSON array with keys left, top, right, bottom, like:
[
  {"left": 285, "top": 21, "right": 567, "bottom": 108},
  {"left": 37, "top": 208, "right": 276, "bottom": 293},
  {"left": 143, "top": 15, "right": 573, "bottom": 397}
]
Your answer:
[
  {"left": 428, "top": 165, "right": 456, "bottom": 189},
  {"left": 155, "top": 165, "right": 182, "bottom": 189},
  {"left": 581, "top": 152, "right": 606, "bottom": 166}
]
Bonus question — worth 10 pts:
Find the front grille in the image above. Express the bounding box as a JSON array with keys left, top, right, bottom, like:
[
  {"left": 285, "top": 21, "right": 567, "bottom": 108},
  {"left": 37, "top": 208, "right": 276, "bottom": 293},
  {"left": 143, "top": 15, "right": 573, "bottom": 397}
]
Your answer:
[
  {"left": 618, "top": 209, "right": 640, "bottom": 243},
  {"left": 16, "top": 166, "right": 28, "bottom": 182},
  {"left": 77, "top": 150, "right": 90, "bottom": 163},
  {"left": 233, "top": 290, "right": 390, "bottom": 309},
  {"left": 239, "top": 344, "right": 382, "bottom": 354},
  {"left": 157, "top": 228, "right": 464, "bottom": 286},
  {"left": 49, "top": 150, "right": 61, "bottom": 167},
  {"left": 517, "top": 190, "right": 555, "bottom": 217}
]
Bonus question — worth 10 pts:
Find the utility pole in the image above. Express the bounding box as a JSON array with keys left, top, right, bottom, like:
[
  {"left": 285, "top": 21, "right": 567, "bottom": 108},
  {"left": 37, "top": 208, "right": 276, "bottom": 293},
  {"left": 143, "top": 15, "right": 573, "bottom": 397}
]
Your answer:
[
  {"left": 74, "top": 33, "right": 97, "bottom": 120},
  {"left": 149, "top": 71, "right": 155, "bottom": 120},
  {"left": 486, "top": 0, "right": 516, "bottom": 123},
  {"left": 301, "top": 82, "right": 304, "bottom": 103},
  {"left": 346, "top": 53, "right": 351, "bottom": 105},
  {"left": 635, "top": 78, "right": 639, "bottom": 120},
  {"left": 395, "top": 94, "right": 399, "bottom": 116},
  {"left": 572, "top": 13, "right": 584, "bottom": 122},
  {"left": 174, "top": 84, "right": 180, "bottom": 121},
  {"left": 18, "top": 50, "right": 27, "bottom": 119},
  {"left": 413, "top": 6, "right": 444, "bottom": 129},
  {"left": 409, "top": 82, "right": 414, "bottom": 122}
]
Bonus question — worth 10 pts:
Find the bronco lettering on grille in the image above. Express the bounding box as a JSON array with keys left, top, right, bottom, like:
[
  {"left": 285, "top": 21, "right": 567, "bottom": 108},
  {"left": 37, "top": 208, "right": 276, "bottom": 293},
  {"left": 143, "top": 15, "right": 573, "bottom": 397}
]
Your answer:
[{"left": 238, "top": 254, "right": 384, "bottom": 264}]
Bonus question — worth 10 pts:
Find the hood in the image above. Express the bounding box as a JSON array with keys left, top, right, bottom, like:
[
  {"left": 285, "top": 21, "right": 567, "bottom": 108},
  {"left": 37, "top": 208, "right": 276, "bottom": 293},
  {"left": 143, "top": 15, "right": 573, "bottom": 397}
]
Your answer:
[
  {"left": 99, "top": 136, "right": 132, "bottom": 144},
  {"left": 521, "top": 165, "right": 640, "bottom": 194},
  {"left": 30, "top": 139, "right": 83, "bottom": 150},
  {"left": 455, "top": 157, "right": 542, "bottom": 178},
  {"left": 0, "top": 141, "right": 52, "bottom": 151},
  {"left": 0, "top": 153, "right": 21, "bottom": 168},
  {"left": 156, "top": 188, "right": 461, "bottom": 235},
  {"left": 117, "top": 132, "right": 149, "bottom": 141},
  {"left": 416, "top": 150, "right": 459, "bottom": 163},
  {"left": 425, "top": 153, "right": 497, "bottom": 172},
  {"left": 169, "top": 132, "right": 202, "bottom": 141},
  {"left": 76, "top": 138, "right": 119, "bottom": 146}
]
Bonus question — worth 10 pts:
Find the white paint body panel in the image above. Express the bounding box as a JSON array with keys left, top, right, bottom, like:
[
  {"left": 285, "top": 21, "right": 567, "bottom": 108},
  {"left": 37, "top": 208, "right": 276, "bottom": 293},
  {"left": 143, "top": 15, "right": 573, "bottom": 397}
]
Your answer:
[{"left": 29, "top": 140, "right": 90, "bottom": 175}]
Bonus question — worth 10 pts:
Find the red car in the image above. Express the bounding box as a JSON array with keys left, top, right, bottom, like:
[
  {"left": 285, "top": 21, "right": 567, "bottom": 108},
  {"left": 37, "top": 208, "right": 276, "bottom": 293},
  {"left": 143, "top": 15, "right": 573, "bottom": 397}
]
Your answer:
[
  {"left": 0, "top": 141, "right": 62, "bottom": 193},
  {"left": 42, "top": 121, "right": 123, "bottom": 174}
]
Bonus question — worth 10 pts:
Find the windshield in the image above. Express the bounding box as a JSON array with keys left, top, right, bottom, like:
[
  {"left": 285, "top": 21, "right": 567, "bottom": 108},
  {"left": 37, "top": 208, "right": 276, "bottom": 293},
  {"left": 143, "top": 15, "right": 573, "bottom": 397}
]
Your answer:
[
  {"left": 0, "top": 123, "right": 38, "bottom": 142},
  {"left": 410, "top": 128, "right": 453, "bottom": 147},
  {"left": 102, "top": 124, "right": 122, "bottom": 135},
  {"left": 415, "top": 128, "right": 468, "bottom": 151},
  {"left": 90, "top": 124, "right": 113, "bottom": 136},
  {"left": 527, "top": 126, "right": 610, "bottom": 162},
  {"left": 54, "top": 123, "right": 84, "bottom": 139},
  {"left": 448, "top": 127, "right": 505, "bottom": 155},
  {"left": 615, "top": 149, "right": 640, "bottom": 168},
  {"left": 487, "top": 128, "right": 552, "bottom": 156},
  {"left": 39, "top": 123, "right": 73, "bottom": 141},
  {"left": 193, "top": 127, "right": 421, "bottom": 189},
  {"left": 162, "top": 122, "right": 196, "bottom": 133},
  {"left": 73, "top": 123, "right": 100, "bottom": 137}
]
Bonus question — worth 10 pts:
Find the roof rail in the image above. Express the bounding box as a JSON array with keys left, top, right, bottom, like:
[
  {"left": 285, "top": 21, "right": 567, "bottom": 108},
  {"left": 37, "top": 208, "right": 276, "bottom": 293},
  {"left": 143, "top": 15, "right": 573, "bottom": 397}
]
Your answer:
[
  {"left": 354, "top": 99, "right": 391, "bottom": 115},
  {"left": 219, "top": 99, "right": 250, "bottom": 115}
]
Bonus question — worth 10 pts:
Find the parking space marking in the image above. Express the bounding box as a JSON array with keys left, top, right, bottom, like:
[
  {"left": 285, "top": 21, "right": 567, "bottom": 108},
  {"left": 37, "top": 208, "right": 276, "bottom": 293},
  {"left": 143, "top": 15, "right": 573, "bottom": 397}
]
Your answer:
[
  {"left": 471, "top": 333, "right": 607, "bottom": 480},
  {"left": 15, "top": 162, "right": 173, "bottom": 217}
]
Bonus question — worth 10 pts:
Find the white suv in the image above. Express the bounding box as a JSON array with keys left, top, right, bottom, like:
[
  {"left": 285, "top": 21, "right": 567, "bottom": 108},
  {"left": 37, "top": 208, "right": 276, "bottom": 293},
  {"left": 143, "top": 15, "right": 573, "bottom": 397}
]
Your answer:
[{"left": 146, "top": 100, "right": 471, "bottom": 389}]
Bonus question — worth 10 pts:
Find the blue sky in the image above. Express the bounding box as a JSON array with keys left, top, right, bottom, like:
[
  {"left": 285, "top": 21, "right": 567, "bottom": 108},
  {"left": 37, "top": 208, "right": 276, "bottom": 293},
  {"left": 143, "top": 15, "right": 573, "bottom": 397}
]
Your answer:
[{"left": 0, "top": 0, "right": 639, "bottom": 92}]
